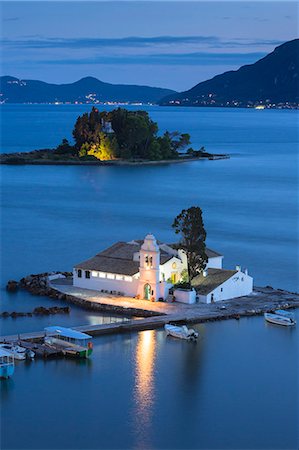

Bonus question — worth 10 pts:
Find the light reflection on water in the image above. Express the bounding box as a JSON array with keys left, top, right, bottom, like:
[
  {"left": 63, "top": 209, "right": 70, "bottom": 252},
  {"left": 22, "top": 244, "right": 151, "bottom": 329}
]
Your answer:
[
  {"left": 134, "top": 330, "right": 156, "bottom": 449},
  {"left": 85, "top": 313, "right": 129, "bottom": 326}
]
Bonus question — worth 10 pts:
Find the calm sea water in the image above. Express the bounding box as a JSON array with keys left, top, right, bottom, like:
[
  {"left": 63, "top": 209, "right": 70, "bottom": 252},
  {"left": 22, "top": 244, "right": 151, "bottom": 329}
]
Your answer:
[{"left": 0, "top": 105, "right": 298, "bottom": 449}]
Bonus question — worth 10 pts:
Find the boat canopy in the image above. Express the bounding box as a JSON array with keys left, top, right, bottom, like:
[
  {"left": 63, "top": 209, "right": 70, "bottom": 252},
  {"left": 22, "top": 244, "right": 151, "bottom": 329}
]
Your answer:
[
  {"left": 0, "top": 348, "right": 14, "bottom": 358},
  {"left": 275, "top": 310, "right": 294, "bottom": 317},
  {"left": 44, "top": 326, "right": 92, "bottom": 340}
]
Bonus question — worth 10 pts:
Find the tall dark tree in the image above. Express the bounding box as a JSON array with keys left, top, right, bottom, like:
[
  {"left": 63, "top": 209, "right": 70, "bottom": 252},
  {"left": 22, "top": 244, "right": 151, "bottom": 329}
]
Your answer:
[
  {"left": 72, "top": 107, "right": 102, "bottom": 150},
  {"left": 109, "top": 108, "right": 158, "bottom": 159},
  {"left": 54, "top": 138, "right": 76, "bottom": 156},
  {"left": 172, "top": 207, "right": 207, "bottom": 281}
]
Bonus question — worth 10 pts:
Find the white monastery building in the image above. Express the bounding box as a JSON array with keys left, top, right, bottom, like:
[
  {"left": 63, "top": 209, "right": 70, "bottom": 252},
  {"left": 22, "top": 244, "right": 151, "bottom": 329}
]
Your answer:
[{"left": 73, "top": 234, "right": 253, "bottom": 304}]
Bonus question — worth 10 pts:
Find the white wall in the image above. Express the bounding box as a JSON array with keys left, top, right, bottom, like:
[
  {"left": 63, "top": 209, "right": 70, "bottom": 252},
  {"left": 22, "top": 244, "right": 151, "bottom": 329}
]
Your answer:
[
  {"left": 197, "top": 271, "right": 253, "bottom": 304},
  {"left": 177, "top": 249, "right": 188, "bottom": 269},
  {"left": 160, "top": 256, "right": 184, "bottom": 282},
  {"left": 73, "top": 270, "right": 139, "bottom": 297},
  {"left": 48, "top": 273, "right": 66, "bottom": 281},
  {"left": 159, "top": 282, "right": 173, "bottom": 300},
  {"left": 174, "top": 289, "right": 196, "bottom": 304},
  {"left": 73, "top": 270, "right": 173, "bottom": 300},
  {"left": 206, "top": 256, "right": 223, "bottom": 269}
]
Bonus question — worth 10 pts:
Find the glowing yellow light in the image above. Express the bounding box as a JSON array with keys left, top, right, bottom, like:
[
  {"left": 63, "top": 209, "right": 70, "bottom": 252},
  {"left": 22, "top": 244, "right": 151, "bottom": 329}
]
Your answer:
[
  {"left": 135, "top": 330, "right": 156, "bottom": 406},
  {"left": 134, "top": 329, "right": 156, "bottom": 446}
]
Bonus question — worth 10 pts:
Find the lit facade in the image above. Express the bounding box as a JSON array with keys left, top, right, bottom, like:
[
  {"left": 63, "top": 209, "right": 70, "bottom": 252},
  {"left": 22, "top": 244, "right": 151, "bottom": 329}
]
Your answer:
[{"left": 73, "top": 234, "right": 253, "bottom": 302}]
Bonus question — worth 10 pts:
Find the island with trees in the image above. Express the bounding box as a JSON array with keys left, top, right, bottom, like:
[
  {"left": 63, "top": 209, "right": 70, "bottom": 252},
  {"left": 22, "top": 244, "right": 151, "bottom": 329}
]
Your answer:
[{"left": 0, "top": 107, "right": 229, "bottom": 165}]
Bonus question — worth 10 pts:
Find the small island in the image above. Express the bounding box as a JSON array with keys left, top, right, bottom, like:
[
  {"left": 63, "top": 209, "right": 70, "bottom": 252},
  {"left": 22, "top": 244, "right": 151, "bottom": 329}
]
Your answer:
[{"left": 0, "top": 107, "right": 229, "bottom": 165}]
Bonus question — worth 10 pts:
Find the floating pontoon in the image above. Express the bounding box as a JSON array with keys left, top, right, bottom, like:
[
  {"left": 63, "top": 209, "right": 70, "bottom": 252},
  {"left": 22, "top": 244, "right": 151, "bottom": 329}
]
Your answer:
[{"left": 44, "top": 326, "right": 93, "bottom": 358}]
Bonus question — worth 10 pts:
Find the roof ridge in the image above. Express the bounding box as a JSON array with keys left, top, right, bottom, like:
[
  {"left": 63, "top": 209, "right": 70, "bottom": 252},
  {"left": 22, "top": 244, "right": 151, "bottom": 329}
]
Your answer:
[{"left": 95, "top": 254, "right": 136, "bottom": 262}]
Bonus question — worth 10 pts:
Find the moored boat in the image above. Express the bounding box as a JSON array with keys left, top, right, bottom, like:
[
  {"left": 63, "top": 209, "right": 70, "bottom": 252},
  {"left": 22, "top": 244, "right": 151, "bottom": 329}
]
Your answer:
[
  {"left": 264, "top": 312, "right": 296, "bottom": 327},
  {"left": 165, "top": 324, "right": 199, "bottom": 341},
  {"left": 44, "top": 326, "right": 93, "bottom": 358},
  {"left": 275, "top": 310, "right": 296, "bottom": 321},
  {"left": 0, "top": 343, "right": 27, "bottom": 360},
  {"left": 25, "top": 348, "right": 35, "bottom": 359},
  {"left": 0, "top": 348, "right": 15, "bottom": 379}
]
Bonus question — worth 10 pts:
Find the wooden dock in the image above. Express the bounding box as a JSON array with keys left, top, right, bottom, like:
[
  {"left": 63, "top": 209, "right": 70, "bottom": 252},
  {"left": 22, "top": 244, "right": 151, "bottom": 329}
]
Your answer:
[{"left": 19, "top": 340, "right": 63, "bottom": 358}]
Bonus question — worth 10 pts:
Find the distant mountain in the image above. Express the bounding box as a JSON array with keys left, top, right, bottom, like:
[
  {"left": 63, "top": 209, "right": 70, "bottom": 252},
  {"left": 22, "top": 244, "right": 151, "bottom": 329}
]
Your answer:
[
  {"left": 0, "top": 76, "right": 176, "bottom": 104},
  {"left": 160, "top": 39, "right": 299, "bottom": 107}
]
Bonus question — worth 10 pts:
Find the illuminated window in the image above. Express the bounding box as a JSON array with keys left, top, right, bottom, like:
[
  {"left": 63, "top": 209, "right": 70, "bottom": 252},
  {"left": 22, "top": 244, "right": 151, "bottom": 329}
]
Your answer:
[
  {"left": 107, "top": 273, "right": 115, "bottom": 280},
  {"left": 124, "top": 276, "right": 132, "bottom": 282},
  {"left": 92, "top": 271, "right": 98, "bottom": 277},
  {"left": 116, "top": 275, "right": 123, "bottom": 281},
  {"left": 99, "top": 272, "right": 106, "bottom": 278},
  {"left": 85, "top": 271, "right": 90, "bottom": 279},
  {"left": 77, "top": 269, "right": 82, "bottom": 278},
  {"left": 172, "top": 262, "right": 177, "bottom": 269}
]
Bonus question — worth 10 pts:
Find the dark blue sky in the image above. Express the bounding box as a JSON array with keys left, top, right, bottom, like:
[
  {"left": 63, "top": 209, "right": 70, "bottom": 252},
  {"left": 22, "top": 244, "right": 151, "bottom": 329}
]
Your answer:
[{"left": 1, "top": 1, "right": 298, "bottom": 90}]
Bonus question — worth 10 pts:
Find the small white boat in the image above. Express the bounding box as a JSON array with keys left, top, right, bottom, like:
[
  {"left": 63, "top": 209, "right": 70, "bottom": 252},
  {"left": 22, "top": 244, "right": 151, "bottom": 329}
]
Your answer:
[
  {"left": 25, "top": 348, "right": 35, "bottom": 359},
  {"left": 0, "top": 349, "right": 14, "bottom": 379},
  {"left": 44, "top": 326, "right": 93, "bottom": 358},
  {"left": 264, "top": 312, "right": 296, "bottom": 327},
  {"left": 0, "top": 343, "right": 27, "bottom": 360},
  {"left": 165, "top": 324, "right": 199, "bottom": 341}
]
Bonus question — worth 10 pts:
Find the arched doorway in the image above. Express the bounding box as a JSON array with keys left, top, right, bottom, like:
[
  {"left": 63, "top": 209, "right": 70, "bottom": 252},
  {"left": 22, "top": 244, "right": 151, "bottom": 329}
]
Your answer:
[{"left": 144, "top": 283, "right": 151, "bottom": 300}]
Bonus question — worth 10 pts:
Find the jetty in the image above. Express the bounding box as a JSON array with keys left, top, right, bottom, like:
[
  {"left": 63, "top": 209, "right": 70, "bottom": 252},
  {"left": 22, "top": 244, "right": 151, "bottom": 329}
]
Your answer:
[{"left": 19, "top": 340, "right": 63, "bottom": 358}]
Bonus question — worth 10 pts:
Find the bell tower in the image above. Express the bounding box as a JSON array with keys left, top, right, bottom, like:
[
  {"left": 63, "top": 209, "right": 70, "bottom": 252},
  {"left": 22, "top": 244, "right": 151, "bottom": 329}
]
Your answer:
[{"left": 137, "top": 234, "right": 160, "bottom": 301}]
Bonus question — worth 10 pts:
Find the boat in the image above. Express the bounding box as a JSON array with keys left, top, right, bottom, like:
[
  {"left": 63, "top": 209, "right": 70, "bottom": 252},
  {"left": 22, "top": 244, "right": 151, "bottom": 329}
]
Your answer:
[
  {"left": 0, "top": 343, "right": 28, "bottom": 360},
  {"left": 25, "top": 348, "right": 35, "bottom": 359},
  {"left": 44, "top": 326, "right": 93, "bottom": 358},
  {"left": 164, "top": 324, "right": 199, "bottom": 341},
  {"left": 0, "top": 343, "right": 35, "bottom": 360},
  {"left": 264, "top": 312, "right": 296, "bottom": 327},
  {"left": 275, "top": 309, "right": 296, "bottom": 320},
  {"left": 0, "top": 349, "right": 15, "bottom": 379}
]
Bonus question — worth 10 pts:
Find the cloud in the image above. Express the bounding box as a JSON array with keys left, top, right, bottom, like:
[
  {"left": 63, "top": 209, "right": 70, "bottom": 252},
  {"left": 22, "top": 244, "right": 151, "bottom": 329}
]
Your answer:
[
  {"left": 3, "top": 17, "right": 19, "bottom": 22},
  {"left": 2, "top": 35, "right": 220, "bottom": 49},
  {"left": 1, "top": 35, "right": 283, "bottom": 50},
  {"left": 31, "top": 51, "right": 267, "bottom": 66}
]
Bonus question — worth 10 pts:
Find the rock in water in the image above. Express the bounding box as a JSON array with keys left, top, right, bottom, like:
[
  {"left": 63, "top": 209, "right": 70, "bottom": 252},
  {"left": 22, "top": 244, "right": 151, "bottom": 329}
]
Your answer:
[{"left": 6, "top": 280, "right": 19, "bottom": 292}]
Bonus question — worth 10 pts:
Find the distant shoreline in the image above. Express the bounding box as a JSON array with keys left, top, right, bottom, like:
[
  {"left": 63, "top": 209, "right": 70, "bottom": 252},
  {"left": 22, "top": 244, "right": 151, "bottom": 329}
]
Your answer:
[
  {"left": 1, "top": 103, "right": 298, "bottom": 110},
  {"left": 0, "top": 152, "right": 230, "bottom": 166}
]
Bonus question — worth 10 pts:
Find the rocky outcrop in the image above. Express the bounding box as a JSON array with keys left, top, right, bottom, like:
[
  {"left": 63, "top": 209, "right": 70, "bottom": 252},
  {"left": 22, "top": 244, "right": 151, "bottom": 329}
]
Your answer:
[
  {"left": 0, "top": 306, "right": 70, "bottom": 318},
  {"left": 6, "top": 280, "right": 19, "bottom": 292},
  {"left": 18, "top": 272, "right": 72, "bottom": 301},
  {"left": 19, "top": 272, "right": 71, "bottom": 296}
]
